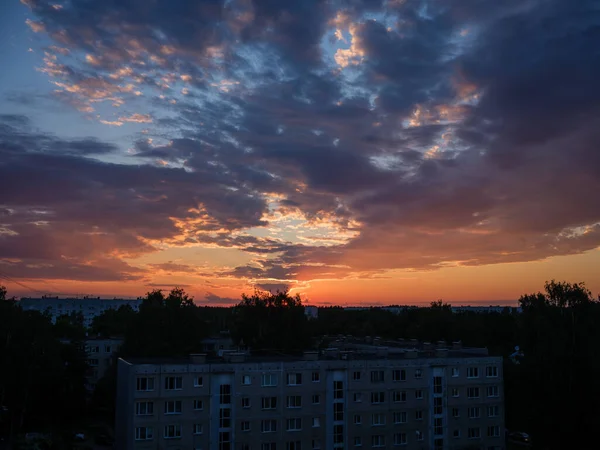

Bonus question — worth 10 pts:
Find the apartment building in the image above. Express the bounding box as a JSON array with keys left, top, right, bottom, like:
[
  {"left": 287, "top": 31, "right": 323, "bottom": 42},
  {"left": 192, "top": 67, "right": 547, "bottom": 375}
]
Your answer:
[
  {"left": 85, "top": 337, "right": 123, "bottom": 388},
  {"left": 19, "top": 296, "right": 143, "bottom": 327},
  {"left": 116, "top": 341, "right": 504, "bottom": 450}
]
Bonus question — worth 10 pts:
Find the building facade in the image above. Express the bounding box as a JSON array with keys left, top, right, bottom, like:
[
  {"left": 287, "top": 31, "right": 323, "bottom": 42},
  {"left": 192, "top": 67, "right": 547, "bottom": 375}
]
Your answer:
[
  {"left": 19, "top": 296, "right": 143, "bottom": 327},
  {"left": 85, "top": 337, "right": 124, "bottom": 389},
  {"left": 116, "top": 343, "right": 504, "bottom": 450}
]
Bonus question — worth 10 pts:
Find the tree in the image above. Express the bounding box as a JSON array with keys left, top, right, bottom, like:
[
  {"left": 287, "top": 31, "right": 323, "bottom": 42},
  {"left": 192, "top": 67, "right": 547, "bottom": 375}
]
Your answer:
[
  {"left": 232, "top": 290, "right": 312, "bottom": 353},
  {"left": 120, "top": 287, "right": 207, "bottom": 357},
  {"left": 510, "top": 280, "right": 600, "bottom": 449},
  {"left": 90, "top": 304, "right": 137, "bottom": 337}
]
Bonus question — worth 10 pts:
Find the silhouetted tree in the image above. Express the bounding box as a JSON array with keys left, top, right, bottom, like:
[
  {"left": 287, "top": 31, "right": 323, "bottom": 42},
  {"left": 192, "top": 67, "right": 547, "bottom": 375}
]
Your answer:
[
  {"left": 232, "top": 290, "right": 311, "bottom": 353},
  {"left": 120, "top": 287, "right": 207, "bottom": 357},
  {"left": 90, "top": 304, "right": 137, "bottom": 337}
]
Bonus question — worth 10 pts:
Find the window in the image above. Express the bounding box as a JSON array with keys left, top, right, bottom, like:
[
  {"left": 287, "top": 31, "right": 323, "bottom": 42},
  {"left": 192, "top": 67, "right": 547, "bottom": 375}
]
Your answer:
[
  {"left": 242, "top": 375, "right": 252, "bottom": 385},
  {"left": 194, "top": 376, "right": 203, "bottom": 387},
  {"left": 353, "top": 392, "right": 362, "bottom": 402},
  {"left": 333, "top": 381, "right": 343, "bottom": 399},
  {"left": 393, "top": 433, "right": 407, "bottom": 446},
  {"left": 87, "top": 359, "right": 99, "bottom": 367},
  {"left": 415, "top": 389, "right": 423, "bottom": 399},
  {"left": 241, "top": 397, "right": 250, "bottom": 408},
  {"left": 334, "top": 402, "right": 344, "bottom": 421},
  {"left": 416, "top": 431, "right": 424, "bottom": 441},
  {"left": 371, "top": 392, "right": 385, "bottom": 404},
  {"left": 488, "top": 405, "right": 499, "bottom": 417},
  {"left": 261, "top": 420, "right": 277, "bottom": 433},
  {"left": 487, "top": 425, "right": 500, "bottom": 437},
  {"left": 219, "top": 408, "right": 231, "bottom": 428},
  {"left": 193, "top": 399, "right": 203, "bottom": 410},
  {"left": 467, "top": 367, "right": 479, "bottom": 378},
  {"left": 287, "top": 373, "right": 302, "bottom": 386},
  {"left": 164, "top": 424, "right": 181, "bottom": 439},
  {"left": 312, "top": 417, "right": 320, "bottom": 428},
  {"left": 486, "top": 366, "right": 498, "bottom": 378},
  {"left": 164, "top": 400, "right": 182, "bottom": 414},
  {"left": 468, "top": 407, "right": 481, "bottom": 419},
  {"left": 433, "top": 376, "right": 442, "bottom": 394},
  {"left": 372, "top": 413, "right": 386, "bottom": 426},
  {"left": 433, "top": 397, "right": 443, "bottom": 415},
  {"left": 286, "top": 418, "right": 302, "bottom": 431},
  {"left": 487, "top": 386, "right": 499, "bottom": 397},
  {"left": 453, "top": 429, "right": 460, "bottom": 438},
  {"left": 135, "top": 401, "right": 153, "bottom": 416},
  {"left": 312, "top": 439, "right": 321, "bottom": 450},
  {"left": 262, "top": 373, "right": 277, "bottom": 387},
  {"left": 451, "top": 367, "right": 459, "bottom": 377},
  {"left": 241, "top": 421, "right": 251, "bottom": 432},
  {"left": 452, "top": 408, "right": 460, "bottom": 418},
  {"left": 262, "top": 396, "right": 277, "bottom": 409},
  {"left": 89, "top": 346, "right": 99, "bottom": 353},
  {"left": 467, "top": 387, "right": 480, "bottom": 398},
  {"left": 286, "top": 442, "right": 301, "bottom": 450},
  {"left": 414, "top": 369, "right": 422, "bottom": 379},
  {"left": 353, "top": 371, "right": 361, "bottom": 381},
  {"left": 262, "top": 444, "right": 276, "bottom": 450},
  {"left": 193, "top": 424, "right": 203, "bottom": 435},
  {"left": 392, "top": 369, "right": 406, "bottom": 381},
  {"left": 312, "top": 394, "right": 320, "bottom": 404},
  {"left": 312, "top": 372, "right": 320, "bottom": 382},
  {"left": 354, "top": 414, "right": 362, "bottom": 424},
  {"left": 219, "top": 431, "right": 230, "bottom": 450},
  {"left": 372, "top": 435, "right": 385, "bottom": 447},
  {"left": 334, "top": 426, "right": 343, "bottom": 446},
  {"left": 468, "top": 427, "right": 481, "bottom": 439},
  {"left": 105, "top": 345, "right": 112, "bottom": 353},
  {"left": 393, "top": 391, "right": 406, "bottom": 403},
  {"left": 434, "top": 418, "right": 443, "bottom": 436},
  {"left": 452, "top": 388, "right": 459, "bottom": 397},
  {"left": 370, "top": 370, "right": 384, "bottom": 383},
  {"left": 354, "top": 436, "right": 362, "bottom": 447},
  {"left": 393, "top": 411, "right": 407, "bottom": 424},
  {"left": 220, "top": 384, "right": 231, "bottom": 404},
  {"left": 287, "top": 395, "right": 302, "bottom": 408},
  {"left": 415, "top": 410, "right": 423, "bottom": 420},
  {"left": 135, "top": 427, "right": 153, "bottom": 441},
  {"left": 165, "top": 376, "right": 182, "bottom": 390}
]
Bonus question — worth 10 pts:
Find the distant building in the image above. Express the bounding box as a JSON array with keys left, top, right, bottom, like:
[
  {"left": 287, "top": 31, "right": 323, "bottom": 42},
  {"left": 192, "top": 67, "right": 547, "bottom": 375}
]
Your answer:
[
  {"left": 85, "top": 337, "right": 124, "bottom": 389},
  {"left": 19, "top": 296, "right": 143, "bottom": 327},
  {"left": 116, "top": 339, "right": 505, "bottom": 450}
]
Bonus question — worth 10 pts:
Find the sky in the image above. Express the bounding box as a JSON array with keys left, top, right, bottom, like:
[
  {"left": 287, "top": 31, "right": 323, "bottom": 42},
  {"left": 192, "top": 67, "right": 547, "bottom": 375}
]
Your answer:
[{"left": 0, "top": 0, "right": 599, "bottom": 306}]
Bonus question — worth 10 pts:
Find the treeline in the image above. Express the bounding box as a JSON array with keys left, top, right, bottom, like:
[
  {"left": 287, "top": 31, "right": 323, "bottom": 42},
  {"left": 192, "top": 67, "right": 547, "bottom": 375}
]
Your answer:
[{"left": 2, "top": 281, "right": 599, "bottom": 449}]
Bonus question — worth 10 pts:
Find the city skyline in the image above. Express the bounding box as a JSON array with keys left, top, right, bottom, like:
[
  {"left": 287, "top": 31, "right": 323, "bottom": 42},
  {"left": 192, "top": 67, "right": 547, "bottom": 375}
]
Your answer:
[{"left": 1, "top": 0, "right": 599, "bottom": 305}]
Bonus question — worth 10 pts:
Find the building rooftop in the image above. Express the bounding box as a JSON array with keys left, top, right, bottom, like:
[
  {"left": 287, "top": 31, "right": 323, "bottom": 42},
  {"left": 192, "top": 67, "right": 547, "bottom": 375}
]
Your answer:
[{"left": 121, "top": 337, "right": 493, "bottom": 366}]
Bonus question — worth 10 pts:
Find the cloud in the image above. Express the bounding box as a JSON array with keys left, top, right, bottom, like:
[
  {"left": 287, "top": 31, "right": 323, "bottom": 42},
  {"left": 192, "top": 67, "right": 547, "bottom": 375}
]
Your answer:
[{"left": 7, "top": 0, "right": 600, "bottom": 293}]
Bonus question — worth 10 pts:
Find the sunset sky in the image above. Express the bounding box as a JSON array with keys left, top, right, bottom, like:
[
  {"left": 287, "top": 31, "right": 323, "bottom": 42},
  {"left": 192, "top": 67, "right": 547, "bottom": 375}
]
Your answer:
[{"left": 1, "top": 0, "right": 599, "bottom": 306}]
